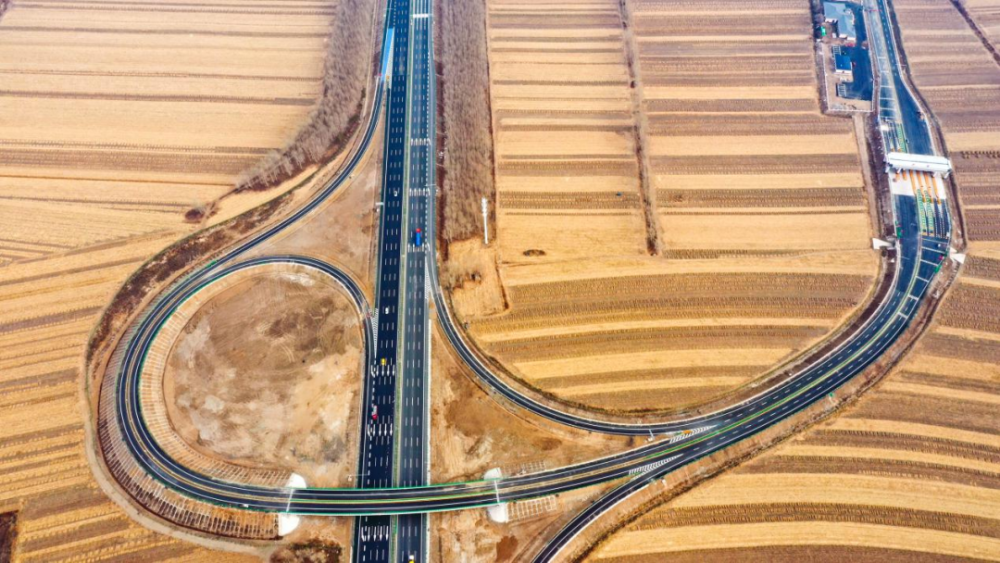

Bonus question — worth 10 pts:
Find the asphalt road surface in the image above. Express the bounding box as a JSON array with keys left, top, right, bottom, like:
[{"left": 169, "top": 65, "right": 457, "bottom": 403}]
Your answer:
[
  {"left": 393, "top": 0, "right": 436, "bottom": 559},
  {"left": 352, "top": 0, "right": 413, "bottom": 558},
  {"left": 867, "top": 0, "right": 932, "bottom": 155}
]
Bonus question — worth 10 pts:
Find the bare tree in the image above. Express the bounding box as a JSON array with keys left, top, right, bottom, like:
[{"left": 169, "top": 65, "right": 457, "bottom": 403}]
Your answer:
[
  {"left": 436, "top": 0, "right": 496, "bottom": 244},
  {"left": 236, "top": 0, "right": 376, "bottom": 192}
]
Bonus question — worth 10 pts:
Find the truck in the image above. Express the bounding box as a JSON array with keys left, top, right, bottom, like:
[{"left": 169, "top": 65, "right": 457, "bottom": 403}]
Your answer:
[{"left": 414, "top": 228, "right": 422, "bottom": 247}]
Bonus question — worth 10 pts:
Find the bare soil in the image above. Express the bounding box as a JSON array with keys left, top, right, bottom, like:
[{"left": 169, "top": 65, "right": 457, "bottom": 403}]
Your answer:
[
  {"left": 430, "top": 315, "right": 632, "bottom": 484},
  {"left": 441, "top": 238, "right": 507, "bottom": 319},
  {"left": 247, "top": 124, "right": 383, "bottom": 299},
  {"left": 164, "top": 269, "right": 363, "bottom": 487},
  {"left": 270, "top": 541, "right": 342, "bottom": 563}
]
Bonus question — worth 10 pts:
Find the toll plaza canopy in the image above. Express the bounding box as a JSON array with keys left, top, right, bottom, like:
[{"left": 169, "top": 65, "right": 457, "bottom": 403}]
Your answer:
[{"left": 887, "top": 152, "right": 953, "bottom": 175}]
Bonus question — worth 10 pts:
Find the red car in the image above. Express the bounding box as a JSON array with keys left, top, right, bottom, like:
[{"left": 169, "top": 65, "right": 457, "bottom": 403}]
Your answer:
[{"left": 371, "top": 404, "right": 378, "bottom": 420}]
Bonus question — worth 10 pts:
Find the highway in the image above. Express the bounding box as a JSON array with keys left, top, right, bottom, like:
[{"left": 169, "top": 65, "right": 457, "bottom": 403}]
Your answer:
[
  {"left": 98, "top": 0, "right": 954, "bottom": 558},
  {"left": 867, "top": 0, "right": 932, "bottom": 155},
  {"left": 351, "top": 0, "right": 410, "bottom": 557},
  {"left": 354, "top": 0, "right": 435, "bottom": 556}
]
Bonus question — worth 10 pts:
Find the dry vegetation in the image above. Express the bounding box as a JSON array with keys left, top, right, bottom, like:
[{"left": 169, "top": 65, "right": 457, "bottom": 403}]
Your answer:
[
  {"left": 442, "top": 0, "right": 878, "bottom": 415},
  {"left": 237, "top": 0, "right": 377, "bottom": 192},
  {"left": 243, "top": 122, "right": 385, "bottom": 298},
  {"left": 0, "top": 0, "right": 341, "bottom": 261},
  {"left": 960, "top": 0, "right": 1000, "bottom": 60},
  {"left": 430, "top": 321, "right": 632, "bottom": 484},
  {"left": 270, "top": 539, "right": 342, "bottom": 563},
  {"left": 436, "top": 0, "right": 496, "bottom": 244},
  {"left": 432, "top": 483, "right": 622, "bottom": 563},
  {"left": 584, "top": 252, "right": 1000, "bottom": 562},
  {"left": 0, "top": 0, "right": 374, "bottom": 559},
  {"left": 430, "top": 318, "right": 635, "bottom": 560},
  {"left": 0, "top": 232, "right": 269, "bottom": 561},
  {"left": 0, "top": 511, "right": 15, "bottom": 563}
]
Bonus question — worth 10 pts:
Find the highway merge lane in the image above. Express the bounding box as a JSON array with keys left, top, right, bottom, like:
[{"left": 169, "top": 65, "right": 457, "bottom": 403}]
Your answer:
[{"left": 98, "top": 0, "right": 957, "bottom": 560}]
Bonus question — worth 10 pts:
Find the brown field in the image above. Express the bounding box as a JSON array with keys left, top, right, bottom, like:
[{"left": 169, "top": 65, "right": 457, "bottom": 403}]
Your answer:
[
  {"left": 581, "top": 6, "right": 1000, "bottom": 558},
  {"left": 0, "top": 0, "right": 371, "bottom": 559},
  {"left": 436, "top": 0, "right": 497, "bottom": 243},
  {"left": 0, "top": 0, "right": 342, "bottom": 257},
  {"left": 430, "top": 316, "right": 635, "bottom": 561},
  {"left": 584, "top": 250, "right": 1000, "bottom": 562},
  {"left": 963, "top": 0, "right": 1000, "bottom": 53},
  {"left": 442, "top": 0, "right": 878, "bottom": 414},
  {"left": 893, "top": 0, "right": 1000, "bottom": 247}
]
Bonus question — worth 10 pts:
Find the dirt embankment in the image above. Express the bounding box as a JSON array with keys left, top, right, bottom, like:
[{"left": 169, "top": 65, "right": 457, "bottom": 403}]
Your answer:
[
  {"left": 164, "top": 269, "right": 363, "bottom": 488},
  {"left": 86, "top": 195, "right": 291, "bottom": 374},
  {"left": 270, "top": 539, "right": 342, "bottom": 563},
  {"left": 432, "top": 482, "right": 620, "bottom": 563},
  {"left": 247, "top": 122, "right": 384, "bottom": 300},
  {"left": 440, "top": 238, "right": 507, "bottom": 319}
]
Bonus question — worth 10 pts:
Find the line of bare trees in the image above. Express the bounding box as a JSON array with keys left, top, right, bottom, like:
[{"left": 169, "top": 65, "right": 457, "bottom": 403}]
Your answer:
[
  {"left": 236, "top": 0, "right": 376, "bottom": 192},
  {"left": 436, "top": 0, "right": 496, "bottom": 245}
]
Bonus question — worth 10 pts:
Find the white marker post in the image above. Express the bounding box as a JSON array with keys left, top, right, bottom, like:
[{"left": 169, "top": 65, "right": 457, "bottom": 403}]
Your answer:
[{"left": 481, "top": 197, "right": 489, "bottom": 246}]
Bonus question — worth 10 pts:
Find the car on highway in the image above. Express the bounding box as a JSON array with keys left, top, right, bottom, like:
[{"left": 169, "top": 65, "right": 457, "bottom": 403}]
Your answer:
[{"left": 371, "top": 404, "right": 378, "bottom": 420}]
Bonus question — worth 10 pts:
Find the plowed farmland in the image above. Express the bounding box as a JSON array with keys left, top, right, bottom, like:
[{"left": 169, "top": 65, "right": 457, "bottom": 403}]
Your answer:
[
  {"left": 581, "top": 2, "right": 1000, "bottom": 559},
  {"left": 584, "top": 251, "right": 1000, "bottom": 563},
  {"left": 448, "top": 0, "right": 878, "bottom": 414},
  {"left": 0, "top": 0, "right": 345, "bottom": 559},
  {"left": 0, "top": 0, "right": 338, "bottom": 266},
  {"left": 0, "top": 234, "right": 264, "bottom": 561},
  {"left": 892, "top": 0, "right": 1000, "bottom": 246},
  {"left": 961, "top": 0, "right": 1000, "bottom": 54}
]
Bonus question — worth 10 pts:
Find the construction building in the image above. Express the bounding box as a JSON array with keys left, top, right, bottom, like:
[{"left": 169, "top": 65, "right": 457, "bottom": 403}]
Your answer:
[
  {"left": 835, "top": 53, "right": 853, "bottom": 77},
  {"left": 824, "top": 1, "right": 858, "bottom": 44}
]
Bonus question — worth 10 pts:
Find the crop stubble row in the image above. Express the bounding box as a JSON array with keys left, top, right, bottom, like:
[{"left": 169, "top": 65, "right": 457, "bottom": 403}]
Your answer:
[{"left": 467, "top": 0, "right": 878, "bottom": 414}]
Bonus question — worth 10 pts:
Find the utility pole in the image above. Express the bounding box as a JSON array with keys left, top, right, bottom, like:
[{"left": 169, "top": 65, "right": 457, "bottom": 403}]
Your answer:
[{"left": 481, "top": 197, "right": 489, "bottom": 246}]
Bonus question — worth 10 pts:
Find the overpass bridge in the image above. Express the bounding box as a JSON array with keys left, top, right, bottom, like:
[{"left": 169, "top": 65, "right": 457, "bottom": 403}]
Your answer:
[{"left": 886, "top": 152, "right": 953, "bottom": 176}]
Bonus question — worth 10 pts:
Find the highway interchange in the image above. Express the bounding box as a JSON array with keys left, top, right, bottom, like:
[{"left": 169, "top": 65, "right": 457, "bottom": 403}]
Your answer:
[{"left": 98, "top": 0, "right": 955, "bottom": 560}]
